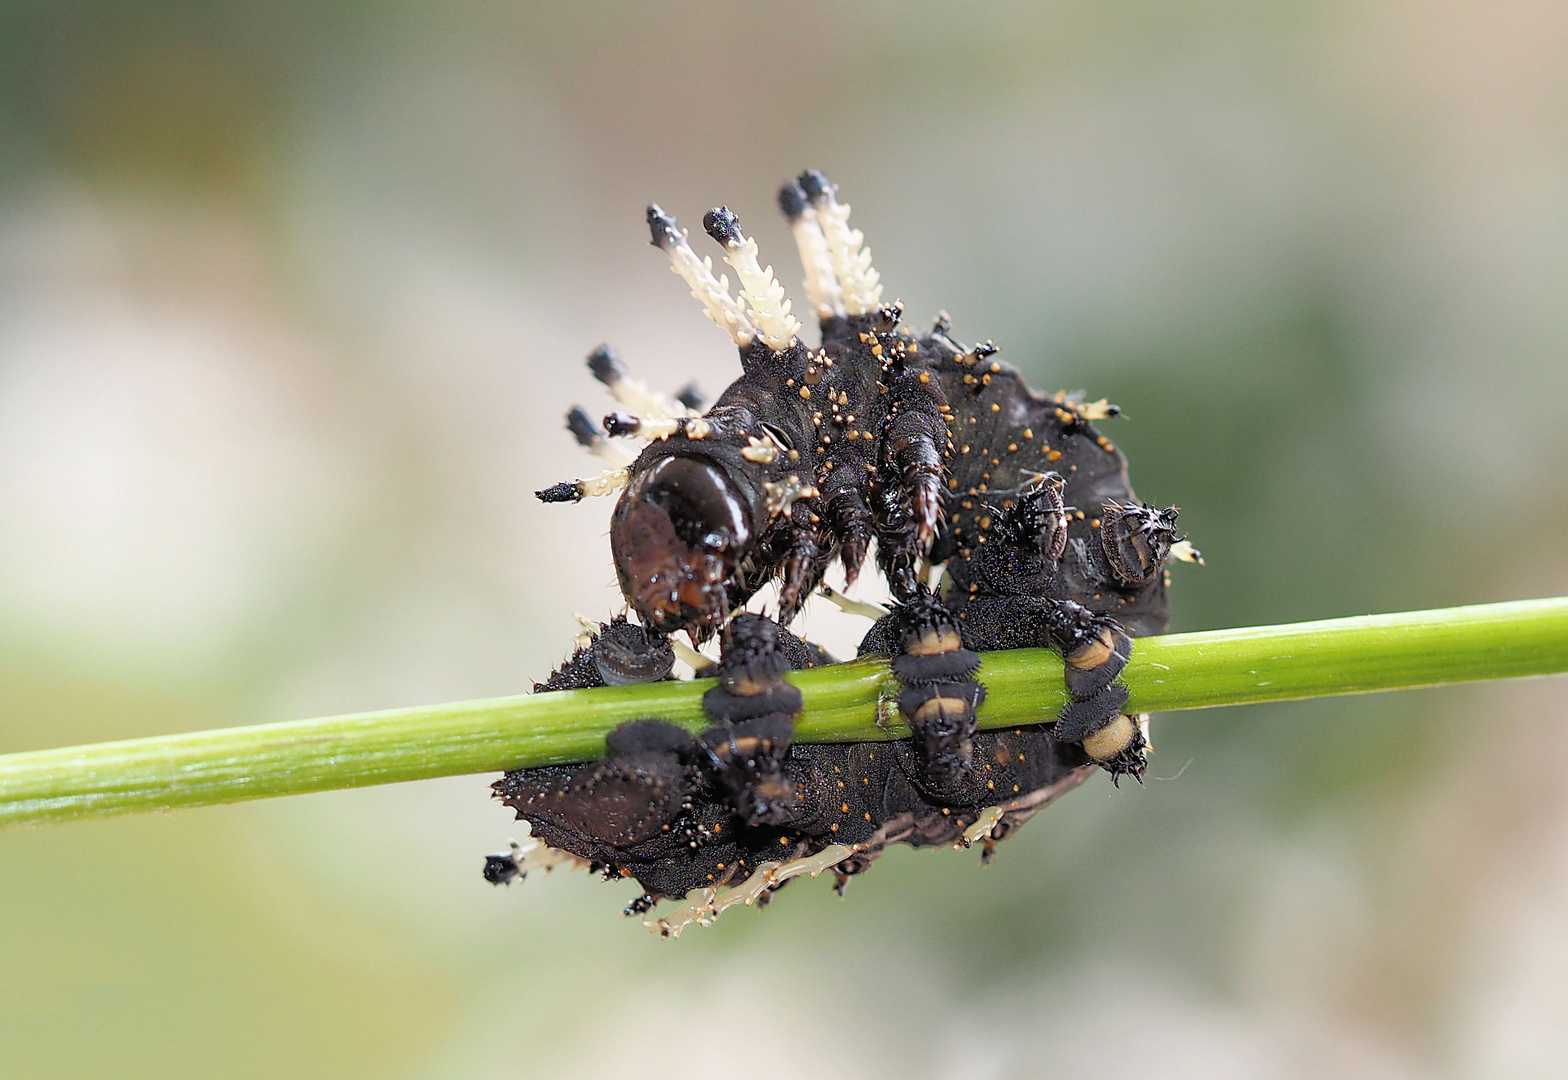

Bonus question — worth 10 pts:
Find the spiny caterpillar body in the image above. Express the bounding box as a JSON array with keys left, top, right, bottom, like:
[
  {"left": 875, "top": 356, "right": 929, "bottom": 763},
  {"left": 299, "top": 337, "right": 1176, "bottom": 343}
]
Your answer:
[{"left": 497, "top": 172, "right": 1199, "bottom": 933}]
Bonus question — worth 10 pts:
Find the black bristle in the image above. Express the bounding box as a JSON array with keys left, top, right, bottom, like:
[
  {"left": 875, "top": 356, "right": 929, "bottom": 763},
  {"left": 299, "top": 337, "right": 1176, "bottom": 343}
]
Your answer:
[
  {"left": 777, "top": 181, "right": 808, "bottom": 223},
  {"left": 702, "top": 206, "right": 744, "bottom": 247},
  {"left": 586, "top": 344, "right": 626, "bottom": 386},
  {"left": 646, "top": 203, "right": 680, "bottom": 249},
  {"left": 536, "top": 481, "right": 585, "bottom": 504},
  {"left": 566, "top": 406, "right": 601, "bottom": 448},
  {"left": 675, "top": 382, "right": 704, "bottom": 411},
  {"left": 798, "top": 169, "right": 831, "bottom": 201}
]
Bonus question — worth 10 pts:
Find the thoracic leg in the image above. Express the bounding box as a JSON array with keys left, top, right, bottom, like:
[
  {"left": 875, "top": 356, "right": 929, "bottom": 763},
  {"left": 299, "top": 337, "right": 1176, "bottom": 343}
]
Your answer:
[
  {"left": 824, "top": 482, "right": 875, "bottom": 587},
  {"left": 923, "top": 470, "right": 1147, "bottom": 779},
  {"left": 881, "top": 361, "right": 952, "bottom": 556},
  {"left": 954, "top": 593, "right": 1145, "bottom": 779},
  {"left": 775, "top": 523, "right": 823, "bottom": 626}
]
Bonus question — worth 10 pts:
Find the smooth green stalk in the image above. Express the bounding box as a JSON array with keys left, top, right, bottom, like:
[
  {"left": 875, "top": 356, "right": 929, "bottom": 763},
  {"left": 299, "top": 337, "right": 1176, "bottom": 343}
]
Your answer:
[{"left": 2, "top": 598, "right": 1566, "bottom": 828}]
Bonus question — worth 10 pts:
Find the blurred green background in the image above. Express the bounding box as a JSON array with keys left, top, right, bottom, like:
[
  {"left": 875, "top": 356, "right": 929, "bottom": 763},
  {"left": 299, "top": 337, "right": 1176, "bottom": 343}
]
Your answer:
[{"left": 2, "top": 3, "right": 1567, "bottom": 1077}]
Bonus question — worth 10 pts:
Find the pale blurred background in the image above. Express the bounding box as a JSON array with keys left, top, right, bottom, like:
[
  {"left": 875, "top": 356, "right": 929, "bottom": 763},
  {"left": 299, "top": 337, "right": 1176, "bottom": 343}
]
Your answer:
[{"left": 2, "top": 3, "right": 1567, "bottom": 1077}]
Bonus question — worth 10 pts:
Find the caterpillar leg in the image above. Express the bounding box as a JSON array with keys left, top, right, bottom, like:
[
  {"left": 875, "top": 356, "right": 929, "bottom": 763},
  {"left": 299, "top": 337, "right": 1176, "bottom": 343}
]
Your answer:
[
  {"left": 940, "top": 474, "right": 1147, "bottom": 780},
  {"left": 698, "top": 614, "right": 807, "bottom": 826},
  {"left": 1056, "top": 710, "right": 1149, "bottom": 783},
  {"left": 957, "top": 593, "right": 1144, "bottom": 780},
  {"left": 880, "top": 349, "right": 952, "bottom": 559},
  {"left": 1098, "top": 501, "right": 1191, "bottom": 586},
  {"left": 1049, "top": 602, "right": 1134, "bottom": 701},
  {"left": 1039, "top": 601, "right": 1143, "bottom": 780},
  {"left": 879, "top": 589, "right": 985, "bottom": 798},
  {"left": 774, "top": 522, "right": 824, "bottom": 626},
  {"left": 824, "top": 482, "right": 875, "bottom": 587}
]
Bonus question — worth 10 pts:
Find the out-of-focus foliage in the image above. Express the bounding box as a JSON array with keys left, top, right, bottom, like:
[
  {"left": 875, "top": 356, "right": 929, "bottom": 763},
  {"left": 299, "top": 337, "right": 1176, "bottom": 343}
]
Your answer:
[{"left": 2, "top": 3, "right": 1567, "bottom": 1077}]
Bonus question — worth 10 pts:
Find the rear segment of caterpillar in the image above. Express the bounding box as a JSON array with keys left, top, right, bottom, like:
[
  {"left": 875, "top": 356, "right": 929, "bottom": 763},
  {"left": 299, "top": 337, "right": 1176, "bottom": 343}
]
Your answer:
[{"left": 493, "top": 609, "right": 1094, "bottom": 934}]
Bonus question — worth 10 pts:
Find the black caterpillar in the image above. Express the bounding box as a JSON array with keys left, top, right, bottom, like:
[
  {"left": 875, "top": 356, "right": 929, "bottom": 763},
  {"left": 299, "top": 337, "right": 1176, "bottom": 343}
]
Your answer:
[{"left": 497, "top": 172, "right": 1199, "bottom": 932}]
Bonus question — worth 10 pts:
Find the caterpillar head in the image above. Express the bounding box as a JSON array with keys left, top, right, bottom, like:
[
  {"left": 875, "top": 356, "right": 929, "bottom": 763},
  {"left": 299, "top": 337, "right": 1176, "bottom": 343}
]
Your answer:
[{"left": 610, "top": 453, "right": 759, "bottom": 640}]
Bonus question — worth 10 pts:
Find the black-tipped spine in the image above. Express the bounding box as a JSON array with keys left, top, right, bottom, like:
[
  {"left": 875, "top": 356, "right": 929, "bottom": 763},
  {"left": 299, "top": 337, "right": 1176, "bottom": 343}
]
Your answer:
[
  {"left": 482, "top": 852, "right": 521, "bottom": 885},
  {"left": 798, "top": 169, "right": 831, "bottom": 202},
  {"left": 602, "top": 412, "right": 638, "bottom": 438},
  {"left": 675, "top": 382, "right": 704, "bottom": 411},
  {"left": 536, "top": 480, "right": 585, "bottom": 504},
  {"left": 566, "top": 406, "right": 601, "bottom": 449},
  {"left": 777, "top": 180, "right": 808, "bottom": 223},
  {"left": 586, "top": 344, "right": 626, "bottom": 387},
  {"left": 646, "top": 203, "right": 681, "bottom": 249},
  {"left": 702, "top": 206, "right": 744, "bottom": 247}
]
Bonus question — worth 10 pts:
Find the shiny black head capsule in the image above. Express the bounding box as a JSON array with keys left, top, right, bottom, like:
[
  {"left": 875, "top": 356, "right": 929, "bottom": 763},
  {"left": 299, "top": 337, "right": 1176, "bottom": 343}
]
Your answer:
[{"left": 609, "top": 454, "right": 756, "bottom": 638}]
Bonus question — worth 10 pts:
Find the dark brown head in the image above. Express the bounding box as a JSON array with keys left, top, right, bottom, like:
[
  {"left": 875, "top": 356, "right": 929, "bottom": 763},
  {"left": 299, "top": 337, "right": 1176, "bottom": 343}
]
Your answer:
[{"left": 610, "top": 454, "right": 757, "bottom": 639}]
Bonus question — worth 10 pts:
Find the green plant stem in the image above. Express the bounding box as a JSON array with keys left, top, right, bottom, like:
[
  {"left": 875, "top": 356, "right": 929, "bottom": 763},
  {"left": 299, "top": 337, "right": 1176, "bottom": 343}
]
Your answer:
[{"left": 2, "top": 598, "right": 1566, "bottom": 828}]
